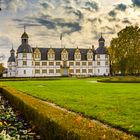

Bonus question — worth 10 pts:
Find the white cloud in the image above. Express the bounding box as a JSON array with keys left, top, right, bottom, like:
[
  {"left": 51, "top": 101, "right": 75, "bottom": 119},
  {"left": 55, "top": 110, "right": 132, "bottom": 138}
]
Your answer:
[{"left": 0, "top": 0, "right": 140, "bottom": 67}]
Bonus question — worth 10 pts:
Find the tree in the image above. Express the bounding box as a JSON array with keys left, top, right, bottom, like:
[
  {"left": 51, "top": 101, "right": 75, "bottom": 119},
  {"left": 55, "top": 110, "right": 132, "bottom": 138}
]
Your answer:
[
  {"left": 109, "top": 26, "right": 140, "bottom": 75},
  {"left": 0, "top": 63, "right": 4, "bottom": 77}
]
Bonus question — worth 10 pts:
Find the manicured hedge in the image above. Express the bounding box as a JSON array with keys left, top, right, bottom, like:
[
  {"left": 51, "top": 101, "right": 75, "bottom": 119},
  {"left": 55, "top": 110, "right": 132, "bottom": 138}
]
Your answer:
[
  {"left": 97, "top": 76, "right": 140, "bottom": 83},
  {"left": 0, "top": 86, "right": 137, "bottom": 140}
]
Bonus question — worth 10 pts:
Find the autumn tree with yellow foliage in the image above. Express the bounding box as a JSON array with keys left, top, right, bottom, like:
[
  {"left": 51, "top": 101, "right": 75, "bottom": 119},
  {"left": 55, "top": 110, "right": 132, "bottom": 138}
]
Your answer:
[{"left": 109, "top": 26, "right": 140, "bottom": 75}]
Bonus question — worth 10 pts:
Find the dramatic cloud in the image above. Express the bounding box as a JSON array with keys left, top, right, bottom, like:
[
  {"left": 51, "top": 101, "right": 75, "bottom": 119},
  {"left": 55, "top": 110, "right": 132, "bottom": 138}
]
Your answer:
[
  {"left": 108, "top": 10, "right": 117, "bottom": 17},
  {"left": 1, "top": 0, "right": 140, "bottom": 66},
  {"left": 132, "top": 0, "right": 140, "bottom": 7},
  {"left": 115, "top": 3, "right": 127, "bottom": 11}
]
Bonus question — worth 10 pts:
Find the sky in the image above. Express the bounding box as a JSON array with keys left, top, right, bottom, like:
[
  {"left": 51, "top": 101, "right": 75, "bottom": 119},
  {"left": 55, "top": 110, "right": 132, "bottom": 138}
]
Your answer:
[{"left": 0, "top": 0, "right": 140, "bottom": 66}]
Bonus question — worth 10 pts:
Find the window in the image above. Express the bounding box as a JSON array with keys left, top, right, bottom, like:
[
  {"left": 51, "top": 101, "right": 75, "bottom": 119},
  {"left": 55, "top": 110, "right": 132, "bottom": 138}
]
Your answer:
[
  {"left": 24, "top": 70, "right": 26, "bottom": 74},
  {"left": 42, "top": 69, "right": 47, "bottom": 74},
  {"left": 98, "top": 69, "right": 100, "bottom": 73},
  {"left": 48, "top": 53, "right": 55, "bottom": 60},
  {"left": 49, "top": 62, "right": 54, "bottom": 66},
  {"left": 82, "top": 69, "right": 86, "bottom": 73},
  {"left": 88, "top": 62, "right": 92, "bottom": 66},
  {"left": 61, "top": 53, "right": 68, "bottom": 61},
  {"left": 35, "top": 69, "right": 40, "bottom": 74},
  {"left": 56, "top": 62, "right": 61, "bottom": 66},
  {"left": 35, "top": 62, "right": 40, "bottom": 66},
  {"left": 82, "top": 62, "right": 86, "bottom": 66},
  {"left": 87, "top": 52, "right": 93, "bottom": 60},
  {"left": 70, "top": 69, "right": 74, "bottom": 73},
  {"left": 76, "top": 62, "right": 80, "bottom": 66},
  {"left": 88, "top": 69, "right": 93, "bottom": 73},
  {"left": 97, "top": 61, "right": 100, "bottom": 66},
  {"left": 76, "top": 69, "right": 80, "bottom": 73},
  {"left": 69, "top": 62, "right": 74, "bottom": 66},
  {"left": 75, "top": 54, "right": 81, "bottom": 61},
  {"left": 56, "top": 69, "right": 60, "bottom": 73},
  {"left": 105, "top": 61, "right": 108, "bottom": 66},
  {"left": 106, "top": 69, "right": 108, "bottom": 73},
  {"left": 9, "top": 67, "right": 12, "bottom": 70},
  {"left": 23, "top": 61, "right": 27, "bottom": 66},
  {"left": 105, "top": 55, "right": 108, "bottom": 59},
  {"left": 34, "top": 54, "right": 41, "bottom": 59},
  {"left": 42, "top": 62, "right": 47, "bottom": 66},
  {"left": 23, "top": 53, "right": 27, "bottom": 58},
  {"left": 97, "top": 55, "right": 100, "bottom": 58},
  {"left": 49, "top": 69, "right": 54, "bottom": 73}
]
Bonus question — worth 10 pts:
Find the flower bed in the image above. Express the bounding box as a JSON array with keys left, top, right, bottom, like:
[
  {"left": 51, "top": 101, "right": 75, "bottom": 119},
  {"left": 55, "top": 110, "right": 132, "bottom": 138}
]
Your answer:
[{"left": 0, "top": 93, "right": 41, "bottom": 140}]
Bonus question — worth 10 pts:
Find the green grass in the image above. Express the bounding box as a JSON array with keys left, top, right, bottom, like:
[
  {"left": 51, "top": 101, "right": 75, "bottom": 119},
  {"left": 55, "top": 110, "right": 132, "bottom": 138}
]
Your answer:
[{"left": 2, "top": 78, "right": 140, "bottom": 136}]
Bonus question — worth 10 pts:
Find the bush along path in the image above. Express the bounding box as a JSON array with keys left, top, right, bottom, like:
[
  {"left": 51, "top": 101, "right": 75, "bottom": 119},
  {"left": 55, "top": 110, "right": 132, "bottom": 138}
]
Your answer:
[{"left": 0, "top": 93, "right": 41, "bottom": 140}]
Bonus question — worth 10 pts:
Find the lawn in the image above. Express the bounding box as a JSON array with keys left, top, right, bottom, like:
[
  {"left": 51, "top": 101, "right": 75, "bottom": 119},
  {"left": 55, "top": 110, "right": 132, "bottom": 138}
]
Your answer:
[{"left": 2, "top": 78, "right": 140, "bottom": 136}]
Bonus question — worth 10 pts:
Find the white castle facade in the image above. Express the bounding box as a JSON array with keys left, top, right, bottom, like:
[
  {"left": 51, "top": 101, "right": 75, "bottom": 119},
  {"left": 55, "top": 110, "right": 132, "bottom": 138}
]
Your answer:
[{"left": 7, "top": 30, "right": 110, "bottom": 77}]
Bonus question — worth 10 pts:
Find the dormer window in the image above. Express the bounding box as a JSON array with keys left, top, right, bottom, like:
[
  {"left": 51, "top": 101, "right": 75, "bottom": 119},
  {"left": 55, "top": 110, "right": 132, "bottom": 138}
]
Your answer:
[
  {"left": 34, "top": 47, "right": 41, "bottom": 60},
  {"left": 75, "top": 48, "right": 81, "bottom": 61},
  {"left": 48, "top": 48, "right": 55, "bottom": 61},
  {"left": 87, "top": 49, "right": 93, "bottom": 61},
  {"left": 61, "top": 48, "right": 68, "bottom": 61}
]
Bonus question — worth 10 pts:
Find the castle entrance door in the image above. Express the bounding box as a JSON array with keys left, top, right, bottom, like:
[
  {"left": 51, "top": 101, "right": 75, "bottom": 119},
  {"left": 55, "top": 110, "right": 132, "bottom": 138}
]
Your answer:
[{"left": 61, "top": 61, "right": 69, "bottom": 76}]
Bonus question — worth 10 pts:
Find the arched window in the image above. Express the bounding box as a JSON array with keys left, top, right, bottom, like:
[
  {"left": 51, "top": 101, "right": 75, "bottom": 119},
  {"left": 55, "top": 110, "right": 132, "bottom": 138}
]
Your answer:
[{"left": 48, "top": 48, "right": 55, "bottom": 61}]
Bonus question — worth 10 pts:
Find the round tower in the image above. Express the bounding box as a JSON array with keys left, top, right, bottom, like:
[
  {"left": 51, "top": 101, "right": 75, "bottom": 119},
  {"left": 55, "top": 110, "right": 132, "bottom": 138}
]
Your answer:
[
  {"left": 16, "top": 27, "right": 33, "bottom": 77},
  {"left": 95, "top": 34, "right": 110, "bottom": 76},
  {"left": 7, "top": 46, "right": 16, "bottom": 77}
]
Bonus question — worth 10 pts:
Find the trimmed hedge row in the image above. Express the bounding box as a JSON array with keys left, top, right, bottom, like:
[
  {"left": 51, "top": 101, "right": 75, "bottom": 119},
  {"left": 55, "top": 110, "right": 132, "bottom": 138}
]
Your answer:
[
  {"left": 97, "top": 77, "right": 140, "bottom": 83},
  {"left": 0, "top": 86, "right": 137, "bottom": 140}
]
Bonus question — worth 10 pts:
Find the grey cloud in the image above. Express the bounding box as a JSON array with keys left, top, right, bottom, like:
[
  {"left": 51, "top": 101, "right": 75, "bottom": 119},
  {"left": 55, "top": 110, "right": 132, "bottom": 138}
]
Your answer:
[
  {"left": 122, "top": 18, "right": 131, "bottom": 24},
  {"left": 108, "top": 10, "right": 117, "bottom": 17},
  {"left": 115, "top": 3, "right": 127, "bottom": 11},
  {"left": 82, "top": 1, "right": 99, "bottom": 11},
  {"left": 132, "top": 0, "right": 140, "bottom": 7}
]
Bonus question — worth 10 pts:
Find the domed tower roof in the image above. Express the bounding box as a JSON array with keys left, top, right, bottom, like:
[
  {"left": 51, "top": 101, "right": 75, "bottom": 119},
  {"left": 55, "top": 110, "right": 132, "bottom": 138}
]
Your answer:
[
  {"left": 8, "top": 46, "right": 16, "bottom": 62},
  {"left": 17, "top": 26, "right": 32, "bottom": 53},
  {"left": 98, "top": 34, "right": 105, "bottom": 42},
  {"left": 21, "top": 32, "right": 29, "bottom": 38},
  {"left": 96, "top": 47, "right": 108, "bottom": 54},
  {"left": 96, "top": 33, "right": 108, "bottom": 54},
  {"left": 10, "top": 46, "right": 15, "bottom": 53},
  {"left": 17, "top": 44, "right": 32, "bottom": 53}
]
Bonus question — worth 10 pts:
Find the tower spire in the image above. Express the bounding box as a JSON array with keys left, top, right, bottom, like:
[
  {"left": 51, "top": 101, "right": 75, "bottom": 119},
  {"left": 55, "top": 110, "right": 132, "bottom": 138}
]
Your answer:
[{"left": 24, "top": 25, "right": 26, "bottom": 32}]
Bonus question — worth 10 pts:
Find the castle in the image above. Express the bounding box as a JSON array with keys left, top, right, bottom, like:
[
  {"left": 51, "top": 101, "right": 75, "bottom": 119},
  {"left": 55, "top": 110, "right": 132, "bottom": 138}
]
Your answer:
[{"left": 7, "top": 29, "right": 110, "bottom": 77}]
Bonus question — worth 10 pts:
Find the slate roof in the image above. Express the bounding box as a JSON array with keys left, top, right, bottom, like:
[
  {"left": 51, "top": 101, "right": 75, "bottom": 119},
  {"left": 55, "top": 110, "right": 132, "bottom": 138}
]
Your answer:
[
  {"left": 21, "top": 32, "right": 29, "bottom": 38},
  {"left": 99, "top": 35, "right": 105, "bottom": 42},
  {"left": 8, "top": 56, "right": 16, "bottom": 62},
  {"left": 32, "top": 48, "right": 96, "bottom": 61},
  {"left": 17, "top": 44, "right": 32, "bottom": 53},
  {"left": 95, "top": 47, "right": 108, "bottom": 54}
]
